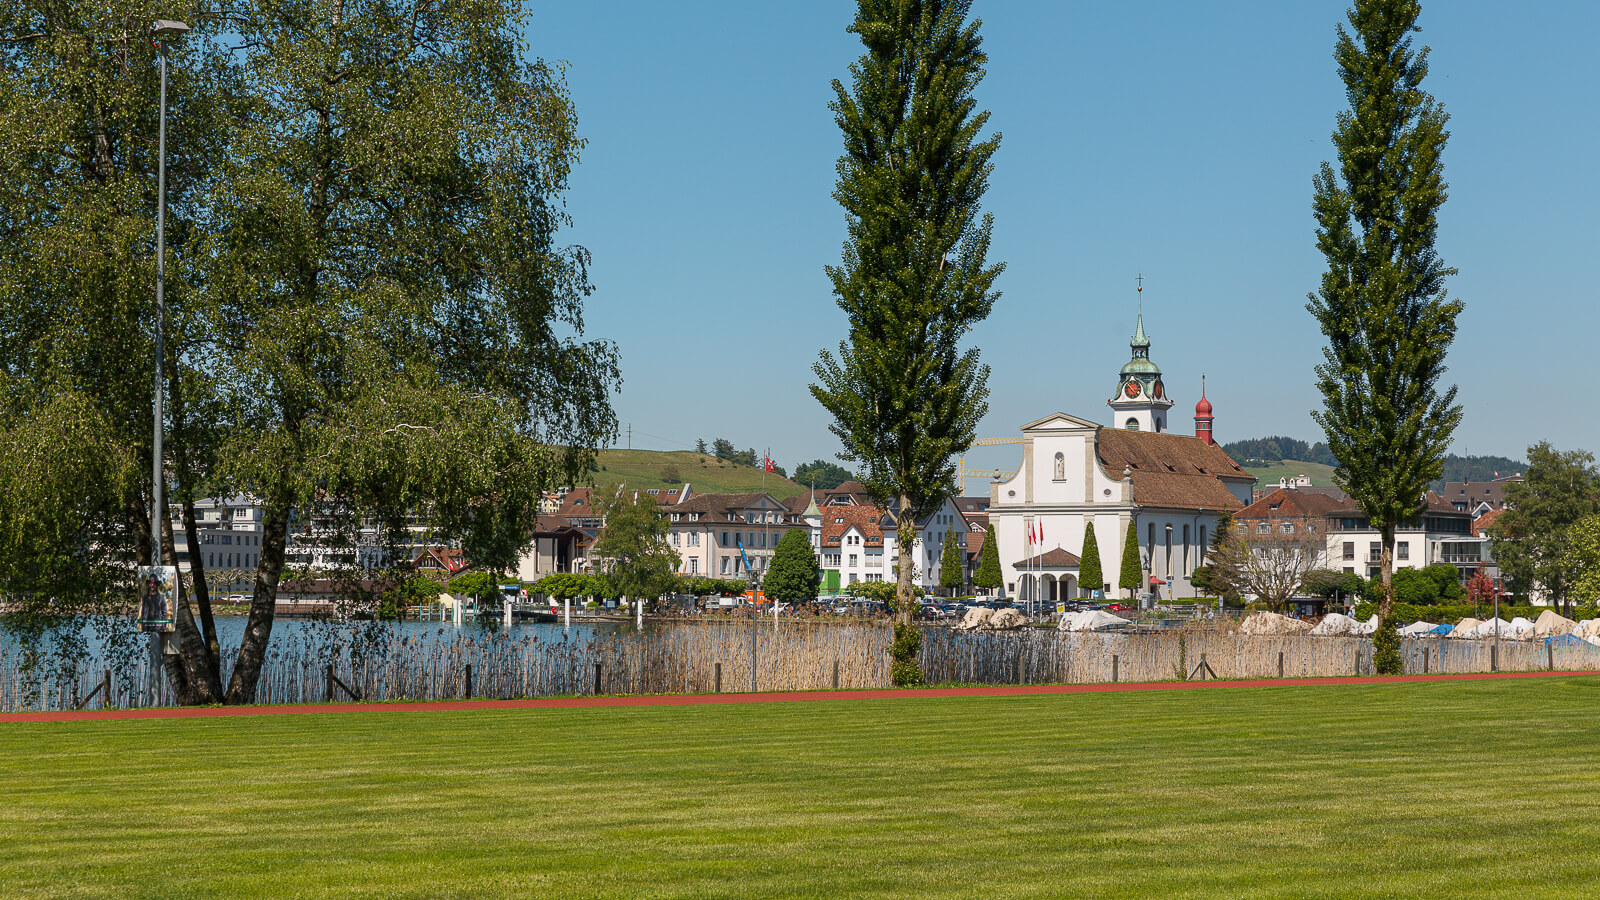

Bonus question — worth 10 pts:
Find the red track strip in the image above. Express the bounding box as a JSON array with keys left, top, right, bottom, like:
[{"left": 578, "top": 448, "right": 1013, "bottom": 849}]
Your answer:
[{"left": 5, "top": 669, "right": 1595, "bottom": 724}]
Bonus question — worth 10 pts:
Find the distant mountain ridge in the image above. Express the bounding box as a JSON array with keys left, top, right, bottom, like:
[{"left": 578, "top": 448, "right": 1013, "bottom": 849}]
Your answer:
[{"left": 1221, "top": 436, "right": 1525, "bottom": 493}]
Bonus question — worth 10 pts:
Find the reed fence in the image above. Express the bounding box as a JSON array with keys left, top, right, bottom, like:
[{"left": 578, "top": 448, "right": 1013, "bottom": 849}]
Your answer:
[{"left": 3, "top": 624, "right": 1597, "bottom": 713}]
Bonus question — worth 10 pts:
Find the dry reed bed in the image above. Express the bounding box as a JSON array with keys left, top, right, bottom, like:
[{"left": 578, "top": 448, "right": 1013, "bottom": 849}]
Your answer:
[{"left": 4, "top": 624, "right": 1598, "bottom": 712}]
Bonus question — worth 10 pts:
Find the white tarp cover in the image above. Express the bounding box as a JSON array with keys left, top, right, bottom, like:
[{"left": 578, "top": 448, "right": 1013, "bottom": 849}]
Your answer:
[
  {"left": 988, "top": 608, "right": 1028, "bottom": 630},
  {"left": 1399, "top": 621, "right": 1438, "bottom": 636},
  {"left": 956, "top": 607, "right": 993, "bottom": 631},
  {"left": 1309, "top": 613, "right": 1362, "bottom": 636},
  {"left": 1461, "top": 618, "right": 1518, "bottom": 640},
  {"left": 1573, "top": 619, "right": 1600, "bottom": 640},
  {"left": 1534, "top": 610, "right": 1576, "bottom": 638},
  {"left": 1058, "top": 610, "right": 1132, "bottom": 632},
  {"left": 1507, "top": 616, "right": 1537, "bottom": 640},
  {"left": 1239, "top": 612, "right": 1312, "bottom": 635},
  {"left": 958, "top": 607, "right": 1027, "bottom": 631},
  {"left": 1448, "top": 617, "right": 1483, "bottom": 638},
  {"left": 1361, "top": 614, "right": 1379, "bottom": 635}
]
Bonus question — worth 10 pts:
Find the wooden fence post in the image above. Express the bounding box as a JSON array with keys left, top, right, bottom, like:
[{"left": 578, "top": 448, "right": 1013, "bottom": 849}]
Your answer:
[
  {"left": 1277, "top": 651, "right": 1284, "bottom": 679},
  {"left": 465, "top": 664, "right": 473, "bottom": 699},
  {"left": 593, "top": 662, "right": 602, "bottom": 696},
  {"left": 832, "top": 659, "right": 839, "bottom": 690},
  {"left": 1112, "top": 655, "right": 1119, "bottom": 683},
  {"left": 104, "top": 670, "right": 113, "bottom": 709},
  {"left": 1423, "top": 646, "right": 1429, "bottom": 674},
  {"left": 1548, "top": 644, "right": 1555, "bottom": 671},
  {"left": 714, "top": 662, "right": 722, "bottom": 693},
  {"left": 325, "top": 664, "right": 334, "bottom": 702}
]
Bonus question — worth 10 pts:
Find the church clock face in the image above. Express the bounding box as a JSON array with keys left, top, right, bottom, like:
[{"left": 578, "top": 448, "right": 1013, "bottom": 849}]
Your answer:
[
  {"left": 1124, "top": 381, "right": 1141, "bottom": 398},
  {"left": 1153, "top": 380, "right": 1164, "bottom": 399}
]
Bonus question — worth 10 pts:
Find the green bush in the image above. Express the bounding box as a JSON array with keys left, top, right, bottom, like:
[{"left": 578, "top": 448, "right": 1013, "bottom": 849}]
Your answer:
[
  {"left": 890, "top": 624, "right": 923, "bottom": 686},
  {"left": 1372, "top": 617, "right": 1402, "bottom": 674},
  {"left": 1354, "top": 602, "right": 1540, "bottom": 623}
]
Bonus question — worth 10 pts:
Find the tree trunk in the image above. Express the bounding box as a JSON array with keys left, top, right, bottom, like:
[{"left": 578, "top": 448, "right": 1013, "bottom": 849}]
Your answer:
[
  {"left": 160, "top": 505, "right": 222, "bottom": 703},
  {"left": 1377, "top": 526, "right": 1396, "bottom": 622},
  {"left": 896, "top": 496, "right": 916, "bottom": 625},
  {"left": 181, "top": 497, "right": 222, "bottom": 687},
  {"left": 225, "top": 497, "right": 292, "bottom": 704}
]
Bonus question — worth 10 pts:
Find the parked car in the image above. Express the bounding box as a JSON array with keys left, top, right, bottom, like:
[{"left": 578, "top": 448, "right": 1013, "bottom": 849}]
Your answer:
[{"left": 1107, "top": 603, "right": 1132, "bottom": 613}]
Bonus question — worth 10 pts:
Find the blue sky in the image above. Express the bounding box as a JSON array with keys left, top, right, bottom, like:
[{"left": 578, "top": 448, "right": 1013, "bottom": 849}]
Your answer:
[{"left": 525, "top": 1, "right": 1598, "bottom": 477}]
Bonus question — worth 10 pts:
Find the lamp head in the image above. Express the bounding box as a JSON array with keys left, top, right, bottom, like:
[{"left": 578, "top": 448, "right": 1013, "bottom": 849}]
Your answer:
[{"left": 150, "top": 20, "right": 190, "bottom": 37}]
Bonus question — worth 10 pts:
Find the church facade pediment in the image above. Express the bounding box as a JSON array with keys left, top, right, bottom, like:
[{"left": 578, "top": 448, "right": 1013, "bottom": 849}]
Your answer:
[{"left": 1020, "top": 412, "right": 1099, "bottom": 432}]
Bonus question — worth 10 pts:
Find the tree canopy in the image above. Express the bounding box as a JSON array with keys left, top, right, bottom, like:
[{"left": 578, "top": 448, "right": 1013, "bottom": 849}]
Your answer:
[
  {"left": 1118, "top": 523, "right": 1143, "bottom": 597},
  {"left": 1078, "top": 524, "right": 1103, "bottom": 599},
  {"left": 1307, "top": 0, "right": 1462, "bottom": 632},
  {"left": 812, "top": 0, "right": 1002, "bottom": 636},
  {"left": 764, "top": 528, "right": 821, "bottom": 608},
  {"left": 793, "top": 460, "right": 855, "bottom": 491},
  {"left": 592, "top": 490, "right": 678, "bottom": 605},
  {"left": 1491, "top": 442, "right": 1599, "bottom": 612},
  {"left": 973, "top": 523, "right": 1001, "bottom": 593},
  {"left": 0, "top": 0, "right": 618, "bottom": 703}
]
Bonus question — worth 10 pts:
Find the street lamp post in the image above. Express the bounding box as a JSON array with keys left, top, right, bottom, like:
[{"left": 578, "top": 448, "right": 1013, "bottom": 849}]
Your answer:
[{"left": 148, "top": 19, "right": 188, "bottom": 682}]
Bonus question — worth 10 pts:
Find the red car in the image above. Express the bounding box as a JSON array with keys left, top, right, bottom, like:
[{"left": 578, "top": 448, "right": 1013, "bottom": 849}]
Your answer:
[{"left": 1107, "top": 603, "right": 1132, "bottom": 612}]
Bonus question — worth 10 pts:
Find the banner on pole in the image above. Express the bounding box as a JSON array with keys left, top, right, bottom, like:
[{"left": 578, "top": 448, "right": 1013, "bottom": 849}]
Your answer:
[{"left": 137, "top": 566, "right": 178, "bottom": 633}]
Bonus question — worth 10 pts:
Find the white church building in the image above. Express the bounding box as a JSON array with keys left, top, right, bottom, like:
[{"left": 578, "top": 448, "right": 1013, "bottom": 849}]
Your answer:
[{"left": 987, "top": 306, "right": 1255, "bottom": 602}]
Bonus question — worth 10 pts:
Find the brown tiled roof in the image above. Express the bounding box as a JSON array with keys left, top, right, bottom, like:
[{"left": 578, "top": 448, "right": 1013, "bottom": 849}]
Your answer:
[
  {"left": 412, "top": 547, "right": 467, "bottom": 572},
  {"left": 965, "top": 530, "right": 986, "bottom": 560},
  {"left": 556, "top": 487, "right": 596, "bottom": 517},
  {"left": 820, "top": 506, "right": 889, "bottom": 548},
  {"left": 1095, "top": 429, "right": 1253, "bottom": 511},
  {"left": 954, "top": 496, "right": 989, "bottom": 514},
  {"left": 1472, "top": 508, "right": 1504, "bottom": 537},
  {"left": 1236, "top": 488, "right": 1348, "bottom": 521},
  {"left": 533, "top": 516, "right": 585, "bottom": 535},
  {"left": 1316, "top": 490, "right": 1470, "bottom": 520},
  {"left": 666, "top": 492, "right": 800, "bottom": 527},
  {"left": 1013, "top": 547, "right": 1082, "bottom": 569}
]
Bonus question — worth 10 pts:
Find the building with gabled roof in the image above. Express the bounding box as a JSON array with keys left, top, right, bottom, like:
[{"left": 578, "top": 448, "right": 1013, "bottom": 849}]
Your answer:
[
  {"left": 663, "top": 492, "right": 801, "bottom": 580},
  {"left": 987, "top": 305, "right": 1255, "bottom": 603},
  {"left": 802, "top": 495, "right": 969, "bottom": 594}
]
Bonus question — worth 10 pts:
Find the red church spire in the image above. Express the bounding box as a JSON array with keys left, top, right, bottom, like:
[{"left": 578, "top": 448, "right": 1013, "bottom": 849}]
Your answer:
[{"left": 1194, "top": 375, "right": 1215, "bottom": 445}]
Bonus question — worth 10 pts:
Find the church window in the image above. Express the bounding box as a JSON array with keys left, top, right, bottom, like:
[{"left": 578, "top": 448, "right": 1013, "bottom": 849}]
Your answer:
[
  {"left": 1125, "top": 419, "right": 1140, "bottom": 431},
  {"left": 1199, "top": 526, "right": 1207, "bottom": 562},
  {"left": 1182, "top": 525, "right": 1190, "bottom": 570},
  {"left": 1053, "top": 452, "right": 1065, "bottom": 481}
]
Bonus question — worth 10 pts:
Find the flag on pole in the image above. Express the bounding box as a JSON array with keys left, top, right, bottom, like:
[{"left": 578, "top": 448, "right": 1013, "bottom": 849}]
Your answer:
[{"left": 764, "top": 456, "right": 776, "bottom": 472}]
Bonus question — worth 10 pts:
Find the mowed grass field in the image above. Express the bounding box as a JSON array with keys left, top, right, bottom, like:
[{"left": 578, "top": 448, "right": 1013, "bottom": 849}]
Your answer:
[{"left": 5, "top": 679, "right": 1600, "bottom": 898}]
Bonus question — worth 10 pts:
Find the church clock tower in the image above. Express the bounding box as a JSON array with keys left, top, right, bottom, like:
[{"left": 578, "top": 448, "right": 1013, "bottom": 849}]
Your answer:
[{"left": 1106, "top": 281, "right": 1173, "bottom": 433}]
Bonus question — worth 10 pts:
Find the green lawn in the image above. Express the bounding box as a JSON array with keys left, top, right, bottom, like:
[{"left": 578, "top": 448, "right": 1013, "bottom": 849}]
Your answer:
[
  {"left": 1239, "top": 459, "right": 1339, "bottom": 487},
  {"left": 6, "top": 678, "right": 1600, "bottom": 898}
]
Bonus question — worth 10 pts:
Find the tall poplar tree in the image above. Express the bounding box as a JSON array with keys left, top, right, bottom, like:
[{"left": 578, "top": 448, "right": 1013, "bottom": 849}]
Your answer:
[
  {"left": 1308, "top": 0, "right": 1462, "bottom": 631},
  {"left": 938, "top": 528, "right": 964, "bottom": 594},
  {"left": 973, "top": 523, "right": 1001, "bottom": 594},
  {"left": 812, "top": 0, "right": 1003, "bottom": 653},
  {"left": 1118, "top": 523, "right": 1143, "bottom": 600},
  {"left": 1078, "top": 524, "right": 1103, "bottom": 599}
]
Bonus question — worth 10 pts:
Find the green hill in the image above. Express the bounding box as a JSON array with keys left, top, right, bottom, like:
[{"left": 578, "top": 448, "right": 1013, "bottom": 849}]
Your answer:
[
  {"left": 1239, "top": 459, "right": 1339, "bottom": 488},
  {"left": 582, "top": 449, "right": 807, "bottom": 499}
]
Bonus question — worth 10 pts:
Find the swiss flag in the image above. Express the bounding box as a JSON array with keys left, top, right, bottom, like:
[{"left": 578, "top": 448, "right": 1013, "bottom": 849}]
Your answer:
[{"left": 764, "top": 456, "right": 776, "bottom": 472}]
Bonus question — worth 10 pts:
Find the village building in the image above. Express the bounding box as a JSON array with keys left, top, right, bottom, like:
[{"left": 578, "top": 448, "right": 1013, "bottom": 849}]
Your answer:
[
  {"left": 987, "top": 305, "right": 1255, "bottom": 603},
  {"left": 1234, "top": 487, "right": 1479, "bottom": 582},
  {"left": 664, "top": 492, "right": 804, "bottom": 579}
]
